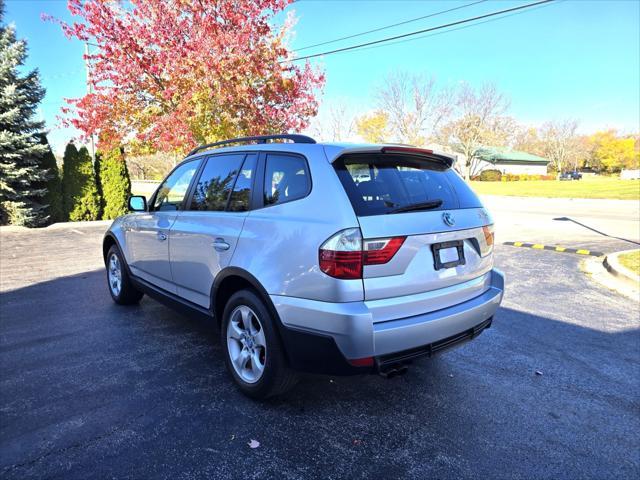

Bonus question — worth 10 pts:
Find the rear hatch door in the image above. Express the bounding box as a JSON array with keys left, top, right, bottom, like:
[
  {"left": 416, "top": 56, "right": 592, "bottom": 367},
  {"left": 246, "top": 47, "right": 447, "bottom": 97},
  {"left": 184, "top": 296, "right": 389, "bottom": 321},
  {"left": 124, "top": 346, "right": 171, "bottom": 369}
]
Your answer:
[{"left": 332, "top": 148, "right": 494, "bottom": 302}]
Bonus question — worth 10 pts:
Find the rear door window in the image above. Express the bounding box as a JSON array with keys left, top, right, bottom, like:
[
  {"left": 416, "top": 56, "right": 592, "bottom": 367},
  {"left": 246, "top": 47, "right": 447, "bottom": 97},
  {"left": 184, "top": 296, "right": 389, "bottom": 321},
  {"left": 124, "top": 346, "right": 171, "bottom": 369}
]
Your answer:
[
  {"left": 263, "top": 154, "right": 310, "bottom": 206},
  {"left": 227, "top": 154, "right": 257, "bottom": 212},
  {"left": 334, "top": 153, "right": 482, "bottom": 216},
  {"left": 189, "top": 154, "right": 246, "bottom": 211}
]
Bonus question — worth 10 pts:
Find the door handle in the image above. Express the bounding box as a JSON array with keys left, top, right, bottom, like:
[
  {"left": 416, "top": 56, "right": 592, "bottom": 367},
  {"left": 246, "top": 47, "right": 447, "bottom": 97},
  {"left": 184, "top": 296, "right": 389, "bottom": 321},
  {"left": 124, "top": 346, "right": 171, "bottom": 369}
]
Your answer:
[
  {"left": 157, "top": 231, "right": 168, "bottom": 241},
  {"left": 213, "top": 238, "right": 230, "bottom": 252}
]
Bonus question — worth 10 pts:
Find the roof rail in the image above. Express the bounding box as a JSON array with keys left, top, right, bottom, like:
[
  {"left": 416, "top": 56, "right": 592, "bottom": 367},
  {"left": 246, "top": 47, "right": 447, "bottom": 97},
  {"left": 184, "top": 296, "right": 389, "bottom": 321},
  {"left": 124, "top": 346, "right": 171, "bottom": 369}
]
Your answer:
[{"left": 186, "top": 134, "right": 316, "bottom": 157}]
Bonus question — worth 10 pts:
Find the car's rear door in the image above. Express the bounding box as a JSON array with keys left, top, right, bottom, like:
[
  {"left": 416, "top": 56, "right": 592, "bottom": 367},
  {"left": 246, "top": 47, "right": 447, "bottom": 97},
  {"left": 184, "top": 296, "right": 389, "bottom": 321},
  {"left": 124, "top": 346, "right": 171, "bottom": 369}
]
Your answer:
[
  {"left": 169, "top": 153, "right": 257, "bottom": 308},
  {"left": 127, "top": 159, "right": 200, "bottom": 293},
  {"left": 333, "top": 150, "right": 495, "bottom": 305}
]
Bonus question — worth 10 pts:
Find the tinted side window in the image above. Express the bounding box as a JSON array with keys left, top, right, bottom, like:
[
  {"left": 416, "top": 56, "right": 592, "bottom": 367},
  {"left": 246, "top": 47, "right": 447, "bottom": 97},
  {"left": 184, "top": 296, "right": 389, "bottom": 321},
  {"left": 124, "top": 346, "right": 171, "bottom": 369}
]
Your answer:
[
  {"left": 152, "top": 160, "right": 199, "bottom": 211},
  {"left": 264, "top": 154, "right": 310, "bottom": 206},
  {"left": 190, "top": 154, "right": 245, "bottom": 211},
  {"left": 228, "top": 154, "right": 257, "bottom": 212}
]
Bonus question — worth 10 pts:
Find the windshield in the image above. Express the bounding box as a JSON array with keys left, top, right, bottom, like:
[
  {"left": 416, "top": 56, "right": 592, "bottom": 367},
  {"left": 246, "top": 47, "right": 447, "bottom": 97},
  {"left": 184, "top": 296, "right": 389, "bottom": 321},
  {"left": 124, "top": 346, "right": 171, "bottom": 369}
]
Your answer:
[{"left": 333, "top": 153, "right": 482, "bottom": 216}]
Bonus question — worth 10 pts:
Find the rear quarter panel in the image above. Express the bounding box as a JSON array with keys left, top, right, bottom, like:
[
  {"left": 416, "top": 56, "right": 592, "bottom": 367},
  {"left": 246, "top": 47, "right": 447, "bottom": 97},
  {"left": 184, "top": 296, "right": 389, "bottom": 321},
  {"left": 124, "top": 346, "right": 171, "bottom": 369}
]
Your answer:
[{"left": 230, "top": 151, "right": 365, "bottom": 302}]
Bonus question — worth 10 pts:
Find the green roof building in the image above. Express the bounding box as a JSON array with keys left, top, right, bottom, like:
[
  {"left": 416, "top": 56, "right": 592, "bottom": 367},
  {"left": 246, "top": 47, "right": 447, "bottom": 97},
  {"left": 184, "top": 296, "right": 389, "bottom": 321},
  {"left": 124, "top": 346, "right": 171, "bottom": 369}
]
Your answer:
[{"left": 476, "top": 147, "right": 550, "bottom": 175}]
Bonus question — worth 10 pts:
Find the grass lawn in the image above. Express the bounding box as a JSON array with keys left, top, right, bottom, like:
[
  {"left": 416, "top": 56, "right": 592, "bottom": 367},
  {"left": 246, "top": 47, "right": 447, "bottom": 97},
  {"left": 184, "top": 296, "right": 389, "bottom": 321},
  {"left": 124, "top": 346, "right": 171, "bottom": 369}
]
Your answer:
[
  {"left": 470, "top": 176, "right": 640, "bottom": 200},
  {"left": 618, "top": 250, "right": 640, "bottom": 276}
]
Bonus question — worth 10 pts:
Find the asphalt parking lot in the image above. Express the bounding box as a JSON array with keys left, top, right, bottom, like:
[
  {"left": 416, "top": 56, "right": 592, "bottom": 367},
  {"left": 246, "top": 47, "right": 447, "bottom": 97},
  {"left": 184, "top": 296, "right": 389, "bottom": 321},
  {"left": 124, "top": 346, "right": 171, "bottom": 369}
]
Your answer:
[{"left": 1, "top": 199, "right": 639, "bottom": 479}]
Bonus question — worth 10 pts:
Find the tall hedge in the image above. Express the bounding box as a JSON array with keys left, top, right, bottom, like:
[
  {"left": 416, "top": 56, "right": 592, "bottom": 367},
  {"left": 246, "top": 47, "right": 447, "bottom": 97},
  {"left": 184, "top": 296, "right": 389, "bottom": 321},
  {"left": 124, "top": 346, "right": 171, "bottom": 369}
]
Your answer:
[
  {"left": 38, "top": 134, "right": 64, "bottom": 223},
  {"left": 62, "top": 143, "right": 101, "bottom": 221},
  {"left": 96, "top": 146, "right": 131, "bottom": 219}
]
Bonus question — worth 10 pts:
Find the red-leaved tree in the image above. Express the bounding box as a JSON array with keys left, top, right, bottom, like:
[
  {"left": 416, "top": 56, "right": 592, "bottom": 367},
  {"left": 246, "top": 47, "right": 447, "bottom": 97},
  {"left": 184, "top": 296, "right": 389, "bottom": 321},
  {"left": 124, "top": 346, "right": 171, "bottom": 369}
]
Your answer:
[{"left": 47, "top": 0, "right": 324, "bottom": 154}]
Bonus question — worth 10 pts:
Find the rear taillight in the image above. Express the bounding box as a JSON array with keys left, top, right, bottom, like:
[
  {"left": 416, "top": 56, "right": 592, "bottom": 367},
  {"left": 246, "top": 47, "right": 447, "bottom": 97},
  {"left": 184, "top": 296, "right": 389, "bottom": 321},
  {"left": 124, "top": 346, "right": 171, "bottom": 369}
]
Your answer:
[
  {"left": 319, "top": 228, "right": 363, "bottom": 279},
  {"left": 481, "top": 225, "right": 494, "bottom": 256},
  {"left": 363, "top": 237, "right": 406, "bottom": 264},
  {"left": 319, "top": 229, "right": 406, "bottom": 279}
]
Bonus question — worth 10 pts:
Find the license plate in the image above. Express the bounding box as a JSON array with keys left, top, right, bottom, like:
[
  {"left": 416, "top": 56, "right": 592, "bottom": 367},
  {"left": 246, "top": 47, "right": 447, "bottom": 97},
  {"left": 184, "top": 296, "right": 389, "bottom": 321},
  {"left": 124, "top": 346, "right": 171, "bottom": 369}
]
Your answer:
[
  {"left": 439, "top": 247, "right": 459, "bottom": 264},
  {"left": 432, "top": 240, "right": 466, "bottom": 270}
]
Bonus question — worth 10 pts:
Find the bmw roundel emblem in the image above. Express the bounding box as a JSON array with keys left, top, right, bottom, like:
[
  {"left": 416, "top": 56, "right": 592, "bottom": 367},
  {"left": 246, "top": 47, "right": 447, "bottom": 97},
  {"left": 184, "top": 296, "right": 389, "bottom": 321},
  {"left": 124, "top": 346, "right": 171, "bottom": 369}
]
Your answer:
[{"left": 442, "top": 212, "right": 455, "bottom": 227}]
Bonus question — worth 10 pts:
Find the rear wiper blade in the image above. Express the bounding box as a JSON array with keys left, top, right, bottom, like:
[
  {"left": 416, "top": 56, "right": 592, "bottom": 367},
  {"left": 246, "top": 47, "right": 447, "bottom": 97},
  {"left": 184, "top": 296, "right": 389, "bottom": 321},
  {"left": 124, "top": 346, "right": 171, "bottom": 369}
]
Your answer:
[{"left": 387, "top": 200, "right": 443, "bottom": 213}]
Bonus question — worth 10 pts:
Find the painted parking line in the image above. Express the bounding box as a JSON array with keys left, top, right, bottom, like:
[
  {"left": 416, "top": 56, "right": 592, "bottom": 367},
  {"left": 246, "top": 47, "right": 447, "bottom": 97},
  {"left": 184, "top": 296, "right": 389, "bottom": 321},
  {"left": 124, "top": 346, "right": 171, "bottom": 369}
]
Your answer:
[{"left": 503, "top": 242, "right": 604, "bottom": 257}]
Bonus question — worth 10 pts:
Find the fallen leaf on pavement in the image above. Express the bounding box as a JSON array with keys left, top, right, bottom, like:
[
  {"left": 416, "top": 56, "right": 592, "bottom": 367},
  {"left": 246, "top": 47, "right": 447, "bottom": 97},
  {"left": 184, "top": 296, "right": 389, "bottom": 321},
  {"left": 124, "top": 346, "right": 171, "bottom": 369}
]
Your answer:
[{"left": 248, "top": 439, "right": 260, "bottom": 449}]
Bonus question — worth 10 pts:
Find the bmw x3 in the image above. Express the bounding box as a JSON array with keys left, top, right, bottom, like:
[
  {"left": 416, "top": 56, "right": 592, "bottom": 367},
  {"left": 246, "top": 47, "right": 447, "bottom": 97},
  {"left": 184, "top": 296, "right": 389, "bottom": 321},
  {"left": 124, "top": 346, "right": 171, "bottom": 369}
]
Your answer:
[{"left": 103, "top": 134, "right": 504, "bottom": 398}]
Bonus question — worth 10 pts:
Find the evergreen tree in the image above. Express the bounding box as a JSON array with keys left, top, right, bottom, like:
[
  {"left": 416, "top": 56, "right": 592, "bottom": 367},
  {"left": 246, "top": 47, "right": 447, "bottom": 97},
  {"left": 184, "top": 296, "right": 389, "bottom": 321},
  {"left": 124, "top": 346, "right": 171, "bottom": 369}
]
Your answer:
[
  {"left": 38, "top": 134, "right": 64, "bottom": 223},
  {"left": 0, "top": 3, "right": 51, "bottom": 226},
  {"left": 62, "top": 143, "right": 101, "bottom": 221},
  {"left": 96, "top": 146, "right": 131, "bottom": 220},
  {"left": 61, "top": 142, "right": 78, "bottom": 217}
]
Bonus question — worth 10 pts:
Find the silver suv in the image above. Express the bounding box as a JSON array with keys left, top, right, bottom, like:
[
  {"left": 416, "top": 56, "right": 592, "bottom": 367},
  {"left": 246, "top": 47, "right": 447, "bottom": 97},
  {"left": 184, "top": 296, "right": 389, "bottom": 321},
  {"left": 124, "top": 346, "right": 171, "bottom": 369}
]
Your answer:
[{"left": 103, "top": 134, "right": 504, "bottom": 398}]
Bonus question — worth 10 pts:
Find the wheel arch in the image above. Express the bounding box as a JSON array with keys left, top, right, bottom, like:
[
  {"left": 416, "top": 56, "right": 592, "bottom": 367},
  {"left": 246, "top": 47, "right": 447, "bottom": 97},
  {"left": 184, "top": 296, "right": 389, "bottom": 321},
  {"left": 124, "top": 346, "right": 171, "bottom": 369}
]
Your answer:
[
  {"left": 211, "top": 268, "right": 295, "bottom": 360},
  {"left": 211, "top": 268, "right": 277, "bottom": 325},
  {"left": 103, "top": 233, "right": 118, "bottom": 264}
]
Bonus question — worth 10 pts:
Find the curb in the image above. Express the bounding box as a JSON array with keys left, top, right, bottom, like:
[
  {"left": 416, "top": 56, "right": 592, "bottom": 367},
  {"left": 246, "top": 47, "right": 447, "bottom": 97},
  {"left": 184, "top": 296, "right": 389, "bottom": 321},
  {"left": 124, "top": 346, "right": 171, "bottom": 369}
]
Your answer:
[
  {"left": 503, "top": 241, "right": 603, "bottom": 257},
  {"left": 603, "top": 250, "right": 640, "bottom": 289},
  {"left": 0, "top": 220, "right": 111, "bottom": 233}
]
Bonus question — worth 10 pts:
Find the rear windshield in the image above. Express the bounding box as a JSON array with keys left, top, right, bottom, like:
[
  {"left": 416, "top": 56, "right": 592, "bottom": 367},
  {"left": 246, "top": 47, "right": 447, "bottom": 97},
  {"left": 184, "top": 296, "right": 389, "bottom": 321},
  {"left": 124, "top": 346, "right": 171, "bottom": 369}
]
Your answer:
[{"left": 333, "top": 153, "right": 482, "bottom": 216}]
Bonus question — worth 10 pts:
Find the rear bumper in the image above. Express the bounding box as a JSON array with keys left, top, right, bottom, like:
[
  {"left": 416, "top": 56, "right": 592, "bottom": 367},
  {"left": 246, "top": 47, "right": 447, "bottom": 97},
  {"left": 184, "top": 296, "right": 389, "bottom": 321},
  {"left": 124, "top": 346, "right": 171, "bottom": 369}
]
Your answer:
[{"left": 271, "top": 269, "right": 505, "bottom": 374}]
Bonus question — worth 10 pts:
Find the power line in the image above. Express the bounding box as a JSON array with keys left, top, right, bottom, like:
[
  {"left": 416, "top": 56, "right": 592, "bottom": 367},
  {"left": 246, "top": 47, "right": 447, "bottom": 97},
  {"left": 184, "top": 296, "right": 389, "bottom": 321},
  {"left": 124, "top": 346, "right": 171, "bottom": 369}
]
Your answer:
[
  {"left": 354, "top": 0, "right": 561, "bottom": 56},
  {"left": 284, "top": 0, "right": 555, "bottom": 63},
  {"left": 295, "top": 0, "right": 488, "bottom": 52}
]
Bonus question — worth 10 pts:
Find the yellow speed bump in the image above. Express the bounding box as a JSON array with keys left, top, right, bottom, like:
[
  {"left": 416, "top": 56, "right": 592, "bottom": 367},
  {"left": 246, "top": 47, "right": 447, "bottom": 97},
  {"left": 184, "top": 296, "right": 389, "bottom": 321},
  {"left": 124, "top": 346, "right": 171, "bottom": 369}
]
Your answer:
[{"left": 503, "top": 242, "right": 603, "bottom": 257}]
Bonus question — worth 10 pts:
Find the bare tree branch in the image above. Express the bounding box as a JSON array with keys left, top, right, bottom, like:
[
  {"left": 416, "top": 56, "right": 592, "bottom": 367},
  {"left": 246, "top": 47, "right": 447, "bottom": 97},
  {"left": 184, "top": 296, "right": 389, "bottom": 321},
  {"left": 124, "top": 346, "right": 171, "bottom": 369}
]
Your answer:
[
  {"left": 376, "top": 72, "right": 451, "bottom": 146},
  {"left": 434, "top": 82, "right": 512, "bottom": 180}
]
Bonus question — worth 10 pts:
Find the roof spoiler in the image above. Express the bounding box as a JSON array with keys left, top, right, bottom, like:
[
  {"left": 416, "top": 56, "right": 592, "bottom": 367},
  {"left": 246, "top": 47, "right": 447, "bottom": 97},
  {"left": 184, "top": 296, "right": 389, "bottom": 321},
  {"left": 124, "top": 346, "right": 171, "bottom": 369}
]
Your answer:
[{"left": 379, "top": 146, "right": 454, "bottom": 168}]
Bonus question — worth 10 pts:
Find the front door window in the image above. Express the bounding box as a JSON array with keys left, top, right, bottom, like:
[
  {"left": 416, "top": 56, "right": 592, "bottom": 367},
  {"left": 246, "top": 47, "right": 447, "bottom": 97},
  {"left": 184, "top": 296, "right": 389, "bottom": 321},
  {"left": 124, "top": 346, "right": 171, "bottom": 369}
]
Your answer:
[{"left": 152, "top": 160, "right": 200, "bottom": 211}]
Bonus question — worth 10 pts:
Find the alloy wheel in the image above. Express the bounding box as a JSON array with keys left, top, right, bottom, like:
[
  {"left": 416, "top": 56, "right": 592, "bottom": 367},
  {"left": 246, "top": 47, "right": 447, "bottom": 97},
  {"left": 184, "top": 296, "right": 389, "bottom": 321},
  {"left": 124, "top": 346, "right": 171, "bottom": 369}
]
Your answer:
[
  {"left": 108, "top": 253, "right": 122, "bottom": 297},
  {"left": 226, "top": 305, "right": 267, "bottom": 383}
]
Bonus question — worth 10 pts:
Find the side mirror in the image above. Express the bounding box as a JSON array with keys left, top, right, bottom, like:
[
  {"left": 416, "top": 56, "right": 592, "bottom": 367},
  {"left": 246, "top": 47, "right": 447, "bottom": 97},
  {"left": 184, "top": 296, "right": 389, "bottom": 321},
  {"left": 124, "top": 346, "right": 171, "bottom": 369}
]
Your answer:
[{"left": 128, "top": 195, "right": 147, "bottom": 212}]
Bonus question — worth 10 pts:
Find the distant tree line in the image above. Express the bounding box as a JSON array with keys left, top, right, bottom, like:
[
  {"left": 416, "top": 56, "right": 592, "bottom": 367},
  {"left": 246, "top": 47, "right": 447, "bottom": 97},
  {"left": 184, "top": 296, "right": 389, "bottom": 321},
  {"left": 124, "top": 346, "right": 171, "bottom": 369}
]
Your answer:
[
  {"left": 0, "top": 4, "right": 130, "bottom": 227},
  {"left": 316, "top": 72, "right": 639, "bottom": 179}
]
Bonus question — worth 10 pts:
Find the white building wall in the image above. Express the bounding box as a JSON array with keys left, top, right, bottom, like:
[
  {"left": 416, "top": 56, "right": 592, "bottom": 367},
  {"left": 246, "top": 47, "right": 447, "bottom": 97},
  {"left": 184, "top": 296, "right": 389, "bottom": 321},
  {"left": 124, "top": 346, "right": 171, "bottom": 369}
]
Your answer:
[{"left": 476, "top": 160, "right": 548, "bottom": 175}]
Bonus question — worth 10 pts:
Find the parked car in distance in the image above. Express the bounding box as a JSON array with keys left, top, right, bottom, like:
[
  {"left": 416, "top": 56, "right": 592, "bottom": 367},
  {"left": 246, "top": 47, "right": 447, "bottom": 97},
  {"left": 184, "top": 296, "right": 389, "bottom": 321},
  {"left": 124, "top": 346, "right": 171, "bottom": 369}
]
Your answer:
[
  {"left": 559, "top": 171, "right": 582, "bottom": 180},
  {"left": 103, "top": 134, "right": 504, "bottom": 398}
]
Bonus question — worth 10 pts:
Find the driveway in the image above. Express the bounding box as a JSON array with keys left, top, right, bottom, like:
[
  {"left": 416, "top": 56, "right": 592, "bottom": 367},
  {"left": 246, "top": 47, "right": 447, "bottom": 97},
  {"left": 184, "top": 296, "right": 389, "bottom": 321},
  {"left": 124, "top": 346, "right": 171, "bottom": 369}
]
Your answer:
[{"left": 1, "top": 198, "right": 638, "bottom": 479}]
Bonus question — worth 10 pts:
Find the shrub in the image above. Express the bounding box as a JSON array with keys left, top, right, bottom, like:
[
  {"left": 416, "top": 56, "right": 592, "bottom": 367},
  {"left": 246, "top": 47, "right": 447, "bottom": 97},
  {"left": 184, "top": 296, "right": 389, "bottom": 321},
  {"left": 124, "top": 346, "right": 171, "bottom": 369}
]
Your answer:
[
  {"left": 479, "top": 169, "right": 502, "bottom": 181},
  {"left": 97, "top": 147, "right": 131, "bottom": 220},
  {"left": 62, "top": 144, "right": 102, "bottom": 221}
]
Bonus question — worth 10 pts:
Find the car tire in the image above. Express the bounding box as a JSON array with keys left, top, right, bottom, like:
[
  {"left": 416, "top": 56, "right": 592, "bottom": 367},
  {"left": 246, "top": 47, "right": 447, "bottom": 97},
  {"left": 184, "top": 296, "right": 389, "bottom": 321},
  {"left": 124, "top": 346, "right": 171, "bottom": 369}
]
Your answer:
[
  {"left": 106, "top": 245, "right": 144, "bottom": 305},
  {"left": 221, "top": 289, "right": 298, "bottom": 399}
]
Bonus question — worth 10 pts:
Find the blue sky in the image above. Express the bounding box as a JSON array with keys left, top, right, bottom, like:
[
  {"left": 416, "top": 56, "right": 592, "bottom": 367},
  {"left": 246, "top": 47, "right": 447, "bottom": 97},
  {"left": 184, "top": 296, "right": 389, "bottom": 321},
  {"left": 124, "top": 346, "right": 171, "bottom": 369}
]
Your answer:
[{"left": 5, "top": 0, "right": 640, "bottom": 153}]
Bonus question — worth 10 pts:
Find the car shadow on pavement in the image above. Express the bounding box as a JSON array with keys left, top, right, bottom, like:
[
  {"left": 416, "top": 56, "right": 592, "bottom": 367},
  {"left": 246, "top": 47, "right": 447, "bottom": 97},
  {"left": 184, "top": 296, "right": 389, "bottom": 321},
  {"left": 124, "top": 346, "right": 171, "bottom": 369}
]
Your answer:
[
  {"left": 1, "top": 269, "right": 639, "bottom": 479},
  {"left": 554, "top": 216, "right": 640, "bottom": 246}
]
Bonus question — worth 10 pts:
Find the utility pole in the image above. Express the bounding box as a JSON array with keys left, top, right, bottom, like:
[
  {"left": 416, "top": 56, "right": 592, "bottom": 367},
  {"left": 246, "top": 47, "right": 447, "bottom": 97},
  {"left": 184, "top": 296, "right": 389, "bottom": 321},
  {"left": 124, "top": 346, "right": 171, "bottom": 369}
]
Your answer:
[{"left": 84, "top": 42, "right": 96, "bottom": 166}]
